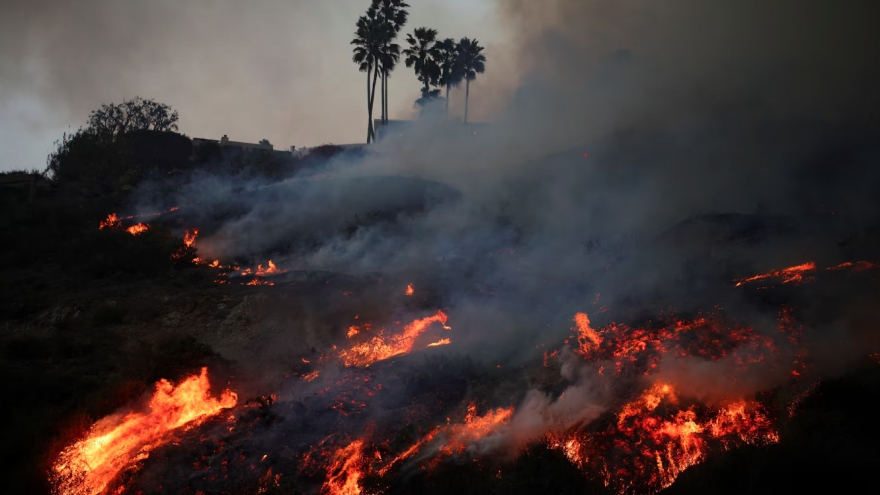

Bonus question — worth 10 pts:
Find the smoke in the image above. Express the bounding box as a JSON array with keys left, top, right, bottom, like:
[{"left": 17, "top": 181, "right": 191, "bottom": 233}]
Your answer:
[{"left": 118, "top": 0, "right": 880, "bottom": 469}]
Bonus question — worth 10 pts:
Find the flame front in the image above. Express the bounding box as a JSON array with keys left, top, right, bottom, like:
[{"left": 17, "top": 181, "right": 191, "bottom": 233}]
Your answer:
[
  {"left": 51, "top": 368, "right": 237, "bottom": 495},
  {"left": 183, "top": 229, "right": 199, "bottom": 248},
  {"left": 98, "top": 213, "right": 121, "bottom": 230},
  {"left": 573, "top": 312, "right": 602, "bottom": 357},
  {"left": 321, "top": 440, "right": 364, "bottom": 495},
  {"left": 338, "top": 310, "right": 448, "bottom": 367},
  {"left": 125, "top": 223, "right": 149, "bottom": 235},
  {"left": 734, "top": 262, "right": 816, "bottom": 286},
  {"left": 439, "top": 403, "right": 514, "bottom": 456},
  {"left": 405, "top": 283, "right": 414, "bottom": 296}
]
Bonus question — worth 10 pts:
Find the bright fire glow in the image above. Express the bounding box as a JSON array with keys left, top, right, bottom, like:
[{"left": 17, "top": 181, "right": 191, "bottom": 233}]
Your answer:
[
  {"left": 125, "top": 223, "right": 149, "bottom": 235},
  {"left": 98, "top": 213, "right": 121, "bottom": 230},
  {"left": 405, "top": 283, "right": 414, "bottom": 296},
  {"left": 51, "top": 368, "right": 237, "bottom": 495},
  {"left": 427, "top": 338, "right": 451, "bottom": 347},
  {"left": 322, "top": 440, "right": 364, "bottom": 495},
  {"left": 338, "top": 310, "right": 448, "bottom": 367},
  {"left": 573, "top": 312, "right": 602, "bottom": 357},
  {"left": 439, "top": 403, "right": 514, "bottom": 456},
  {"left": 183, "top": 229, "right": 199, "bottom": 248},
  {"left": 734, "top": 262, "right": 816, "bottom": 286}
]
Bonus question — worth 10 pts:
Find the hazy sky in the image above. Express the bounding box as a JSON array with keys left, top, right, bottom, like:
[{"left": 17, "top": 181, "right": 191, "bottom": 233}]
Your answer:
[{"left": 0, "top": 0, "right": 511, "bottom": 171}]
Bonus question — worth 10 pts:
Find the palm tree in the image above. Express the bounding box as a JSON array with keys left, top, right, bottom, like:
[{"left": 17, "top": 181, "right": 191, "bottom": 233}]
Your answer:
[
  {"left": 435, "top": 38, "right": 463, "bottom": 119},
  {"left": 403, "top": 28, "right": 441, "bottom": 110},
  {"left": 456, "top": 37, "right": 486, "bottom": 123},
  {"left": 352, "top": 6, "right": 392, "bottom": 142},
  {"left": 373, "top": 0, "right": 409, "bottom": 124}
]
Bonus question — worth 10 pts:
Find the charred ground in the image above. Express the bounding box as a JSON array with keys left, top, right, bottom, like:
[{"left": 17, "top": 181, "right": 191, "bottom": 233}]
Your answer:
[{"left": 4, "top": 122, "right": 880, "bottom": 495}]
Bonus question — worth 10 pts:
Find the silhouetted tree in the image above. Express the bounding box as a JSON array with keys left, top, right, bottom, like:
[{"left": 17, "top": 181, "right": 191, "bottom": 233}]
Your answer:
[
  {"left": 403, "top": 27, "right": 441, "bottom": 110},
  {"left": 47, "top": 98, "right": 188, "bottom": 183},
  {"left": 436, "top": 38, "right": 463, "bottom": 118},
  {"left": 456, "top": 38, "right": 486, "bottom": 123},
  {"left": 352, "top": 6, "right": 393, "bottom": 142},
  {"left": 373, "top": 0, "right": 409, "bottom": 124},
  {"left": 87, "top": 97, "right": 179, "bottom": 138},
  {"left": 259, "top": 139, "right": 272, "bottom": 146}
]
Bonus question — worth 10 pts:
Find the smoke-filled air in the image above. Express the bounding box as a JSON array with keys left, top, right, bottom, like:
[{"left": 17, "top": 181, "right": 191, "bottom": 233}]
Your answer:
[{"left": 3, "top": 1, "right": 880, "bottom": 494}]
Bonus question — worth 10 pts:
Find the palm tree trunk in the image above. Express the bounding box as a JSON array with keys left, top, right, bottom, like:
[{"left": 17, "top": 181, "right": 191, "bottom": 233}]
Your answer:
[
  {"left": 445, "top": 84, "right": 450, "bottom": 119},
  {"left": 385, "top": 72, "right": 389, "bottom": 123},
  {"left": 464, "top": 79, "right": 470, "bottom": 123},
  {"left": 367, "top": 69, "right": 372, "bottom": 143},
  {"left": 369, "top": 64, "right": 380, "bottom": 142},
  {"left": 380, "top": 71, "right": 386, "bottom": 122}
]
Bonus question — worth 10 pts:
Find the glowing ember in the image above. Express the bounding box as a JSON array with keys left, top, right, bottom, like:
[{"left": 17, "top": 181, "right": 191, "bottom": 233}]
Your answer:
[
  {"left": 302, "top": 371, "right": 320, "bottom": 382},
  {"left": 338, "top": 310, "right": 449, "bottom": 367},
  {"left": 322, "top": 440, "right": 364, "bottom": 495},
  {"left": 98, "top": 213, "right": 121, "bottom": 230},
  {"left": 827, "top": 260, "right": 879, "bottom": 272},
  {"left": 427, "top": 338, "right": 451, "bottom": 347},
  {"left": 50, "top": 368, "right": 237, "bottom": 495},
  {"left": 208, "top": 260, "right": 220, "bottom": 268},
  {"left": 405, "top": 283, "right": 414, "bottom": 296},
  {"left": 573, "top": 312, "right": 602, "bottom": 357},
  {"left": 125, "top": 223, "right": 149, "bottom": 235},
  {"left": 734, "top": 262, "right": 816, "bottom": 286},
  {"left": 347, "top": 326, "right": 360, "bottom": 338}
]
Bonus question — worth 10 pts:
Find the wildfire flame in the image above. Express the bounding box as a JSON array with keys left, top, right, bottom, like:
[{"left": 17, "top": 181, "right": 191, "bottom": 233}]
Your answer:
[
  {"left": 427, "top": 338, "right": 451, "bottom": 347},
  {"left": 183, "top": 229, "right": 199, "bottom": 248},
  {"left": 734, "top": 261, "right": 816, "bottom": 286},
  {"left": 573, "top": 312, "right": 603, "bottom": 357},
  {"left": 51, "top": 368, "right": 237, "bottom": 495},
  {"left": 125, "top": 223, "right": 149, "bottom": 236},
  {"left": 98, "top": 213, "right": 121, "bottom": 230},
  {"left": 322, "top": 440, "right": 364, "bottom": 495},
  {"left": 405, "top": 283, "right": 414, "bottom": 296},
  {"left": 338, "top": 310, "right": 449, "bottom": 367},
  {"left": 438, "top": 402, "right": 514, "bottom": 456}
]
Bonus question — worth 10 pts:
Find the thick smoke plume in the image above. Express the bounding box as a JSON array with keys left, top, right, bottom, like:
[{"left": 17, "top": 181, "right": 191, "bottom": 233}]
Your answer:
[{"left": 126, "top": 0, "right": 880, "bottom": 461}]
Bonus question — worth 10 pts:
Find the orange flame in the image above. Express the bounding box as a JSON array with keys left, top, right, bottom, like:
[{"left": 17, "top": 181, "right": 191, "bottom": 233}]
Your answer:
[
  {"left": 734, "top": 262, "right": 816, "bottom": 286},
  {"left": 98, "top": 213, "right": 121, "bottom": 230},
  {"left": 125, "top": 223, "right": 149, "bottom": 236},
  {"left": 183, "top": 229, "right": 199, "bottom": 248},
  {"left": 322, "top": 440, "right": 364, "bottom": 495},
  {"left": 427, "top": 338, "right": 451, "bottom": 347},
  {"left": 338, "top": 310, "right": 449, "bottom": 367},
  {"left": 51, "top": 368, "right": 237, "bottom": 495},
  {"left": 302, "top": 371, "right": 320, "bottom": 382},
  {"left": 439, "top": 403, "right": 514, "bottom": 455},
  {"left": 573, "top": 312, "right": 602, "bottom": 357},
  {"left": 405, "top": 283, "right": 414, "bottom": 296}
]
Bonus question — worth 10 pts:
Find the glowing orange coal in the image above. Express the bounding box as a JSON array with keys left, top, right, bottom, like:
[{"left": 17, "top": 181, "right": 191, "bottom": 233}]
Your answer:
[
  {"left": 405, "top": 283, "right": 414, "bottom": 296},
  {"left": 734, "top": 261, "right": 816, "bottom": 286},
  {"left": 51, "top": 368, "right": 237, "bottom": 495},
  {"left": 322, "top": 440, "right": 365, "bottom": 495},
  {"left": 338, "top": 310, "right": 449, "bottom": 367},
  {"left": 125, "top": 223, "right": 149, "bottom": 235}
]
